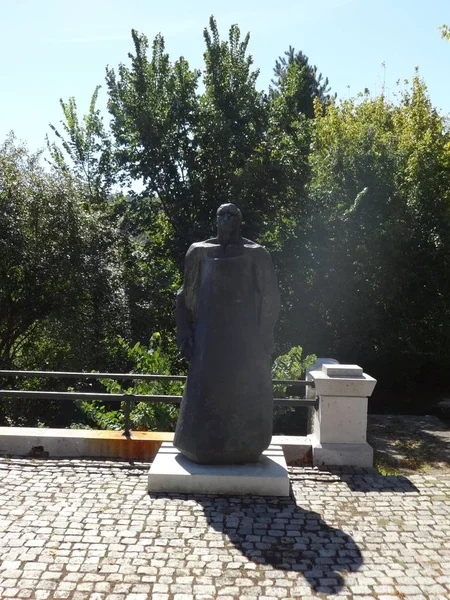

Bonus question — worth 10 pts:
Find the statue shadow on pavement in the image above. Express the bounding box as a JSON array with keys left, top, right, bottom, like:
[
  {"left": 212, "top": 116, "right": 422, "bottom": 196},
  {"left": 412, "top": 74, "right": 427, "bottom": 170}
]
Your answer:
[
  {"left": 339, "top": 472, "right": 420, "bottom": 493},
  {"left": 289, "top": 469, "right": 420, "bottom": 494},
  {"left": 148, "top": 492, "right": 363, "bottom": 595}
]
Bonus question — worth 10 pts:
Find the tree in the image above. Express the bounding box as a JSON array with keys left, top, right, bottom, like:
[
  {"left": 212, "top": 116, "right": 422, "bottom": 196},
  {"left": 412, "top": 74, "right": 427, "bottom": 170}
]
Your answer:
[
  {"left": 105, "top": 17, "right": 312, "bottom": 271},
  {"left": 271, "top": 46, "right": 334, "bottom": 118},
  {"left": 0, "top": 134, "right": 84, "bottom": 368},
  {"left": 7, "top": 17, "right": 450, "bottom": 426},
  {"left": 301, "top": 75, "right": 450, "bottom": 409},
  {"left": 46, "top": 85, "right": 179, "bottom": 351},
  {"left": 0, "top": 133, "right": 131, "bottom": 425},
  {"left": 0, "top": 134, "right": 129, "bottom": 370},
  {"left": 104, "top": 18, "right": 314, "bottom": 358},
  {"left": 106, "top": 27, "right": 200, "bottom": 264},
  {"left": 47, "top": 86, "right": 114, "bottom": 205}
]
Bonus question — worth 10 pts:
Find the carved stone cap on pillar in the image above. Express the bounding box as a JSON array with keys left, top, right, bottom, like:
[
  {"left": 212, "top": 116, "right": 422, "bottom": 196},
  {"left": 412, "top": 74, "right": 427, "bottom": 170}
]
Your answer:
[
  {"left": 322, "top": 364, "right": 363, "bottom": 378},
  {"left": 309, "top": 364, "right": 377, "bottom": 397}
]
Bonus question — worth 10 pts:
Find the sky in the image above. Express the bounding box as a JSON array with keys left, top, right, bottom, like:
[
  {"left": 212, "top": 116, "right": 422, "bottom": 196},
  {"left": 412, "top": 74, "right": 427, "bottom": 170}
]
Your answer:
[{"left": 1, "top": 0, "right": 449, "bottom": 154}]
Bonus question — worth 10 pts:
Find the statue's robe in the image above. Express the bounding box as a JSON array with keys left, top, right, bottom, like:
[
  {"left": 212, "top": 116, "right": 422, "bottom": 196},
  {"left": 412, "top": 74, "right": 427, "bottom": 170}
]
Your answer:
[{"left": 174, "top": 238, "right": 280, "bottom": 464}]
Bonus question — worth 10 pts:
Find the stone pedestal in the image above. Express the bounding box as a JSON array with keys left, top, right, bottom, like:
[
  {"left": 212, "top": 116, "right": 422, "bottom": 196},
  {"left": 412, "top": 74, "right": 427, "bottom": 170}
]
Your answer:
[
  {"left": 308, "top": 364, "right": 376, "bottom": 467},
  {"left": 148, "top": 443, "right": 290, "bottom": 496}
]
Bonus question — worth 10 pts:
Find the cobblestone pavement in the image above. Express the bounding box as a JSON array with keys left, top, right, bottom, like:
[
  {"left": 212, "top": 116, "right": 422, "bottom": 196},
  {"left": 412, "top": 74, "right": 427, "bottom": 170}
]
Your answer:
[{"left": 1, "top": 458, "right": 450, "bottom": 599}]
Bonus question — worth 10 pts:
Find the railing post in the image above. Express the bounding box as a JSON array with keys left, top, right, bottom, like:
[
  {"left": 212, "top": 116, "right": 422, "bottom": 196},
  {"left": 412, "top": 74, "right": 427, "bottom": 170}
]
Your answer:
[
  {"left": 122, "top": 394, "right": 132, "bottom": 439},
  {"left": 307, "top": 364, "right": 376, "bottom": 467}
]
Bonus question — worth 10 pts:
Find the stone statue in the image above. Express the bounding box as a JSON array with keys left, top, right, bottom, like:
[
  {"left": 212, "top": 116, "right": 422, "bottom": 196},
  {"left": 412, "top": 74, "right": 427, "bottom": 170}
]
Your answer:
[{"left": 174, "top": 203, "right": 280, "bottom": 464}]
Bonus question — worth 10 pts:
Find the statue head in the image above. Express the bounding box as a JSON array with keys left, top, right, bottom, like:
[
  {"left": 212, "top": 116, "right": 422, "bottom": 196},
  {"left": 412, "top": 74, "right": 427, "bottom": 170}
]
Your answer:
[{"left": 216, "top": 203, "right": 242, "bottom": 245}]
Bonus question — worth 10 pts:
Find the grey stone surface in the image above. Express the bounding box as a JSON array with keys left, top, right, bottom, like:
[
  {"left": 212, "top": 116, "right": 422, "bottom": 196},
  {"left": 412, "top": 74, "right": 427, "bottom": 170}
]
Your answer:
[
  {"left": 1, "top": 456, "right": 450, "bottom": 599},
  {"left": 309, "top": 438, "right": 374, "bottom": 467},
  {"left": 147, "top": 443, "right": 290, "bottom": 496},
  {"left": 174, "top": 204, "right": 280, "bottom": 464},
  {"left": 322, "top": 364, "right": 363, "bottom": 378},
  {"left": 0, "top": 428, "right": 311, "bottom": 464}
]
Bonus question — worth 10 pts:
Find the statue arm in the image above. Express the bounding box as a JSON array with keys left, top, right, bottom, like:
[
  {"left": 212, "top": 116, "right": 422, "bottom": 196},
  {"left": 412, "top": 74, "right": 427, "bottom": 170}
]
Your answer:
[
  {"left": 176, "top": 288, "right": 193, "bottom": 360},
  {"left": 176, "top": 244, "right": 201, "bottom": 360}
]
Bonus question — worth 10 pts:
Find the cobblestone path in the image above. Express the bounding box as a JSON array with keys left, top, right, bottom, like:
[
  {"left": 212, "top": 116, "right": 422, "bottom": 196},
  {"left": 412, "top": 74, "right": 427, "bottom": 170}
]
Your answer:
[{"left": 1, "top": 457, "right": 450, "bottom": 599}]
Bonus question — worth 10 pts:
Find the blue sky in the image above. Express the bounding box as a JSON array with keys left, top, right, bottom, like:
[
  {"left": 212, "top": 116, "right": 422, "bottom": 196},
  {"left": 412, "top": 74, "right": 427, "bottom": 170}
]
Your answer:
[{"left": 1, "top": 0, "right": 449, "bottom": 154}]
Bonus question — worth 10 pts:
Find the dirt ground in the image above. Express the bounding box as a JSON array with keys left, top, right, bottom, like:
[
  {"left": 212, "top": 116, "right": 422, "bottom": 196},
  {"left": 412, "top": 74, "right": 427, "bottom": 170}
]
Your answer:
[{"left": 367, "top": 414, "right": 450, "bottom": 474}]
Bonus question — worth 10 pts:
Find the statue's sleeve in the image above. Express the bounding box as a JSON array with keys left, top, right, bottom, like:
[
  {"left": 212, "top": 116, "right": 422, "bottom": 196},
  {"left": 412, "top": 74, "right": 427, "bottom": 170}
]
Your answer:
[
  {"left": 255, "top": 248, "right": 281, "bottom": 354},
  {"left": 176, "top": 244, "right": 201, "bottom": 349}
]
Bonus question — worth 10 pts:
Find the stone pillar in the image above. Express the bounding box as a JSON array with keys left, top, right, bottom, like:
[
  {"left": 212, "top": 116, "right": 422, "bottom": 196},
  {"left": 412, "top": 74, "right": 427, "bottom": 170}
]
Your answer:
[
  {"left": 307, "top": 364, "right": 376, "bottom": 467},
  {"left": 306, "top": 358, "right": 340, "bottom": 434}
]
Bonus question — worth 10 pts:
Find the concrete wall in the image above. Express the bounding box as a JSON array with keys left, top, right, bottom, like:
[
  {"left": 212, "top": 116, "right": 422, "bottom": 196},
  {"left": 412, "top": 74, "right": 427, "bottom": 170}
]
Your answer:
[{"left": 0, "top": 428, "right": 312, "bottom": 465}]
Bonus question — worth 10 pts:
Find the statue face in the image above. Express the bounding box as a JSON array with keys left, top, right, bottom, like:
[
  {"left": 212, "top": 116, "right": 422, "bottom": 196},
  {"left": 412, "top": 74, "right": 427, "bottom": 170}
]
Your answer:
[{"left": 217, "top": 203, "right": 242, "bottom": 241}]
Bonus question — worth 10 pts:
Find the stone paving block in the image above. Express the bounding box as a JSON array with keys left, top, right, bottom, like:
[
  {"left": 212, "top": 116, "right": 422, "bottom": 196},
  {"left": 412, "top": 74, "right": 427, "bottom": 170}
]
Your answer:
[{"left": 1, "top": 457, "right": 450, "bottom": 599}]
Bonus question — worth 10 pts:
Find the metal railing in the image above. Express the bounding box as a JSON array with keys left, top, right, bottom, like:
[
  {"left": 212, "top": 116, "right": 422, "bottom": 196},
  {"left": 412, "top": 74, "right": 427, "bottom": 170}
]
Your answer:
[{"left": 0, "top": 370, "right": 316, "bottom": 438}]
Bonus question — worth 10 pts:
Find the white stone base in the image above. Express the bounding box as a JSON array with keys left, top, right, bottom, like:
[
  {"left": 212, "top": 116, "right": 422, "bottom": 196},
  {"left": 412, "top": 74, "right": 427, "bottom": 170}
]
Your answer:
[
  {"left": 148, "top": 443, "right": 290, "bottom": 496},
  {"left": 272, "top": 435, "right": 311, "bottom": 464},
  {"left": 309, "top": 435, "right": 373, "bottom": 467}
]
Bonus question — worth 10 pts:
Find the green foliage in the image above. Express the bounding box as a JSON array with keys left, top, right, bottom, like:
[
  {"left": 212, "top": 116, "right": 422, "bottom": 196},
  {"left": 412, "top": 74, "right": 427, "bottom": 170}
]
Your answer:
[
  {"left": 271, "top": 346, "right": 317, "bottom": 436},
  {"left": 47, "top": 86, "right": 114, "bottom": 203},
  {"left": 47, "top": 82, "right": 182, "bottom": 350},
  {"left": 118, "top": 211, "right": 182, "bottom": 345},
  {"left": 272, "top": 346, "right": 317, "bottom": 392},
  {"left": 76, "top": 334, "right": 183, "bottom": 431},
  {"left": 271, "top": 46, "right": 334, "bottom": 118},
  {"left": 0, "top": 134, "right": 123, "bottom": 369},
  {"left": 105, "top": 17, "right": 311, "bottom": 267},
  {"left": 0, "top": 134, "right": 130, "bottom": 426},
  {"left": 302, "top": 74, "right": 450, "bottom": 408},
  {"left": 105, "top": 28, "right": 201, "bottom": 262},
  {"left": 440, "top": 24, "right": 450, "bottom": 40},
  {"left": 104, "top": 18, "right": 313, "bottom": 365},
  {"left": 4, "top": 17, "right": 450, "bottom": 430}
]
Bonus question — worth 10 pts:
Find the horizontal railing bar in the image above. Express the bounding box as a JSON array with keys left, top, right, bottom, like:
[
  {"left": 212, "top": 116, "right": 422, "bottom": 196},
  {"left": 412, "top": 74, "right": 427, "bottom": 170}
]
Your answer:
[
  {"left": 274, "top": 398, "right": 317, "bottom": 407},
  {"left": 0, "top": 370, "right": 187, "bottom": 382},
  {"left": 0, "top": 389, "right": 316, "bottom": 407},
  {"left": 272, "top": 380, "right": 313, "bottom": 386},
  {"left": 0, "top": 390, "right": 180, "bottom": 402},
  {"left": 0, "top": 370, "right": 314, "bottom": 386}
]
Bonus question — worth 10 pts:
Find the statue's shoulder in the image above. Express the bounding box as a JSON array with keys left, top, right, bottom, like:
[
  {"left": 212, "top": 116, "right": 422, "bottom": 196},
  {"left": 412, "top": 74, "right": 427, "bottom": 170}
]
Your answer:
[
  {"left": 185, "top": 240, "right": 217, "bottom": 264},
  {"left": 242, "top": 238, "right": 271, "bottom": 258},
  {"left": 185, "top": 241, "right": 207, "bottom": 257}
]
